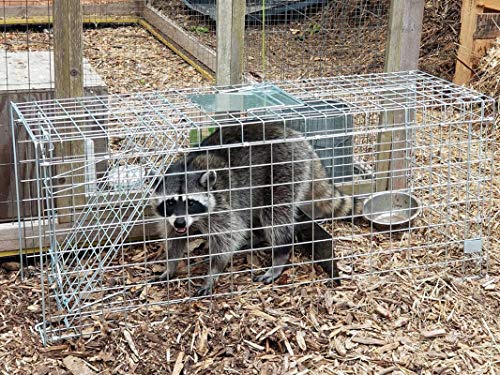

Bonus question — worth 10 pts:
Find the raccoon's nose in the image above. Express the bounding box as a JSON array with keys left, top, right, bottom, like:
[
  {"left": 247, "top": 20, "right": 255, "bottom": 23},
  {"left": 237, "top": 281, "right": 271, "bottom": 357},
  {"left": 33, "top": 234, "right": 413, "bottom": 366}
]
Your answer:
[{"left": 174, "top": 218, "right": 186, "bottom": 228}]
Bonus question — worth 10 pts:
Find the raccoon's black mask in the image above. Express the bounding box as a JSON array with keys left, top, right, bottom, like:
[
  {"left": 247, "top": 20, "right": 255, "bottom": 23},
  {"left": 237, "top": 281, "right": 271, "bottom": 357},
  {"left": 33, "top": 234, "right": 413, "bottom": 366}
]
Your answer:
[
  {"left": 152, "top": 168, "right": 217, "bottom": 234},
  {"left": 154, "top": 198, "right": 208, "bottom": 218}
]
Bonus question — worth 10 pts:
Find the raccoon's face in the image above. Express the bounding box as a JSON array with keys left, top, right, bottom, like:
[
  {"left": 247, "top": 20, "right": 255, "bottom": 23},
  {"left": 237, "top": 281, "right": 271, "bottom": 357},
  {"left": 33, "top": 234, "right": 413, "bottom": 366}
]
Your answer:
[{"left": 152, "top": 168, "right": 217, "bottom": 235}]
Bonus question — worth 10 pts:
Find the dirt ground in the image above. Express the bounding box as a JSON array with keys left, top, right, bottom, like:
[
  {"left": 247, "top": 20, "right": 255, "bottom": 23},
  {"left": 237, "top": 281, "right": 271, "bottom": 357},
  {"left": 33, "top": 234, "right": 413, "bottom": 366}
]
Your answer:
[
  {"left": 153, "top": 0, "right": 388, "bottom": 80},
  {"left": 1, "top": 2, "right": 499, "bottom": 375}
]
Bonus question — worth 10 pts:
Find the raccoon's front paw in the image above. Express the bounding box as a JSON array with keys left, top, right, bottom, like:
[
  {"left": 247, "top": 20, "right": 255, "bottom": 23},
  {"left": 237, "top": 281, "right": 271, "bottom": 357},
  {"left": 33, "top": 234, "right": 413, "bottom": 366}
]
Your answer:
[
  {"left": 149, "top": 274, "right": 165, "bottom": 284},
  {"left": 252, "top": 273, "right": 275, "bottom": 284},
  {"left": 150, "top": 270, "right": 175, "bottom": 283},
  {"left": 193, "top": 285, "right": 213, "bottom": 297}
]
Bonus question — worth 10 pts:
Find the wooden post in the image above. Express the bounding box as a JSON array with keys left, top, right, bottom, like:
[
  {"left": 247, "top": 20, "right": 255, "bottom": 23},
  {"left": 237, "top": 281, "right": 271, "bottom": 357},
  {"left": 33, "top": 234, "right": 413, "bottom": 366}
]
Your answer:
[
  {"left": 384, "top": 0, "right": 424, "bottom": 72},
  {"left": 216, "top": 0, "right": 245, "bottom": 85},
  {"left": 376, "top": 0, "right": 424, "bottom": 192},
  {"left": 454, "top": 0, "right": 482, "bottom": 85},
  {"left": 53, "top": 0, "right": 84, "bottom": 98},
  {"left": 53, "top": 0, "right": 85, "bottom": 223}
]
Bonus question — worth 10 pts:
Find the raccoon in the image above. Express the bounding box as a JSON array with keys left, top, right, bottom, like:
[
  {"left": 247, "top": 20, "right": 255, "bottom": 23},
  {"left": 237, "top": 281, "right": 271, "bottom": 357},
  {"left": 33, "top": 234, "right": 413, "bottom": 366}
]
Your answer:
[{"left": 150, "top": 122, "right": 357, "bottom": 296}]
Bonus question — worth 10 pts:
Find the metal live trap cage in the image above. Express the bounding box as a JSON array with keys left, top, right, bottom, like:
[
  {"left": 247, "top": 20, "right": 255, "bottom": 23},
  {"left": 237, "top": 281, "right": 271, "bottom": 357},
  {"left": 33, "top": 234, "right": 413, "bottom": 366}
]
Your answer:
[{"left": 10, "top": 71, "right": 495, "bottom": 344}]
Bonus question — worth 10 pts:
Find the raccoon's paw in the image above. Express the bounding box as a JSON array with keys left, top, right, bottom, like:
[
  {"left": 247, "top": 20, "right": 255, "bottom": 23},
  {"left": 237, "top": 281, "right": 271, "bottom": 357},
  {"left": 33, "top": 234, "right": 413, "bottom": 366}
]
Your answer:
[
  {"left": 253, "top": 265, "right": 287, "bottom": 284},
  {"left": 150, "top": 269, "right": 175, "bottom": 284},
  {"left": 193, "top": 285, "right": 212, "bottom": 297},
  {"left": 149, "top": 274, "right": 165, "bottom": 284},
  {"left": 252, "top": 273, "right": 275, "bottom": 284}
]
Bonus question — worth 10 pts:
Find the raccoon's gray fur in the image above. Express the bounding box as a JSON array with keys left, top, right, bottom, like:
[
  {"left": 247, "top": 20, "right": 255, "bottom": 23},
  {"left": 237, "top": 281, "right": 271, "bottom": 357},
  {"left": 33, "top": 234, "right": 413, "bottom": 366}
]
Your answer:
[{"left": 150, "top": 122, "right": 358, "bottom": 296}]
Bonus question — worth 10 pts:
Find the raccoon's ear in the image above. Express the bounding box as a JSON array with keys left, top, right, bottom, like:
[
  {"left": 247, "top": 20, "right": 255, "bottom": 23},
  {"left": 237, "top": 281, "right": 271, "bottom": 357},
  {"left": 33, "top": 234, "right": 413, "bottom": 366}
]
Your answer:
[{"left": 199, "top": 170, "right": 217, "bottom": 189}]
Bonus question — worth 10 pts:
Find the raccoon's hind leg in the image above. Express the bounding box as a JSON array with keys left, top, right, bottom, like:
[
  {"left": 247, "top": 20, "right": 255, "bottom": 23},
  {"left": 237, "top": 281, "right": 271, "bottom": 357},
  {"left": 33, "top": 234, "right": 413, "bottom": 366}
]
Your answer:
[
  {"left": 253, "top": 206, "right": 295, "bottom": 284},
  {"left": 153, "top": 237, "right": 186, "bottom": 282}
]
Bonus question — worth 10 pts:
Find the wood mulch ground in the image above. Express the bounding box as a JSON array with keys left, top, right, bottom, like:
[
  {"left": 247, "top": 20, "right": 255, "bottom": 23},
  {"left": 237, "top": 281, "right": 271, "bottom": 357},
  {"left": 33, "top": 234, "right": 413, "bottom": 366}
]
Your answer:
[{"left": 1, "top": 248, "right": 499, "bottom": 374}]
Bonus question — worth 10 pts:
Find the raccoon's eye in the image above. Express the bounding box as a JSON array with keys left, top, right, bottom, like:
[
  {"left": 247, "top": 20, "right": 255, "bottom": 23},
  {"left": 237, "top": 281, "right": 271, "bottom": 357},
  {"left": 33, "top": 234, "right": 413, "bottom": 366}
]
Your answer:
[
  {"left": 166, "top": 200, "right": 175, "bottom": 206},
  {"left": 188, "top": 200, "right": 194, "bottom": 207}
]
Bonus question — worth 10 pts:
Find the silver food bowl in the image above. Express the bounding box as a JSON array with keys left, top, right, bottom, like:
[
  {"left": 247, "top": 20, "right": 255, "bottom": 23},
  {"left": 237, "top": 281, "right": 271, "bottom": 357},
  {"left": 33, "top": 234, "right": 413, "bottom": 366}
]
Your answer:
[{"left": 362, "top": 192, "right": 422, "bottom": 228}]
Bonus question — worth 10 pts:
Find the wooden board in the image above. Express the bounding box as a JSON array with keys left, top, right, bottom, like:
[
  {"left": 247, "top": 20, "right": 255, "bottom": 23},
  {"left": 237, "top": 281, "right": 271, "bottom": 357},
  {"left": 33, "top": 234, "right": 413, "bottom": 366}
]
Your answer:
[
  {"left": 0, "top": 218, "right": 158, "bottom": 257},
  {"left": 0, "top": 2, "right": 142, "bottom": 19},
  {"left": 455, "top": 0, "right": 483, "bottom": 84},
  {"left": 479, "top": 0, "right": 500, "bottom": 11},
  {"left": 142, "top": 4, "right": 216, "bottom": 74},
  {"left": 0, "top": 51, "right": 108, "bottom": 224},
  {"left": 0, "top": 16, "right": 139, "bottom": 25}
]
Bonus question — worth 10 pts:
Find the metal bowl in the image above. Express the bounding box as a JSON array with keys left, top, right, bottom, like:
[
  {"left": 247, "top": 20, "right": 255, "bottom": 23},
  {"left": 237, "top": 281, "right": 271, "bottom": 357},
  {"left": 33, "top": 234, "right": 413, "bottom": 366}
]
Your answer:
[{"left": 362, "top": 192, "right": 421, "bottom": 228}]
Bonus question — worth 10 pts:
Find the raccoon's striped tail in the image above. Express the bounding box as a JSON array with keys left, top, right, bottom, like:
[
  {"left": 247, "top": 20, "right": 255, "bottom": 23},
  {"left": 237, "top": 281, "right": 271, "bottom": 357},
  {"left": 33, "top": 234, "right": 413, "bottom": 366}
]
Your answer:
[
  {"left": 303, "top": 157, "right": 363, "bottom": 219},
  {"left": 308, "top": 178, "right": 363, "bottom": 220}
]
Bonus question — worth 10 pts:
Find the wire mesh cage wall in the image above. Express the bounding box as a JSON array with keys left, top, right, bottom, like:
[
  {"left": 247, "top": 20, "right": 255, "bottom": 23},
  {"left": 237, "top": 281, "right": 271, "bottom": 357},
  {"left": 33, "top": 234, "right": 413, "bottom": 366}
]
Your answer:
[{"left": 11, "top": 71, "right": 495, "bottom": 343}]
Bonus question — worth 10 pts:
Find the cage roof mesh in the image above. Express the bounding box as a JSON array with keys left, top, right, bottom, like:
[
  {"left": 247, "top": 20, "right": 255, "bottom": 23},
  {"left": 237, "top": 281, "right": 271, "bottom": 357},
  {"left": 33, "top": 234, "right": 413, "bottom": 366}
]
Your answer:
[{"left": 11, "top": 71, "right": 493, "bottom": 146}]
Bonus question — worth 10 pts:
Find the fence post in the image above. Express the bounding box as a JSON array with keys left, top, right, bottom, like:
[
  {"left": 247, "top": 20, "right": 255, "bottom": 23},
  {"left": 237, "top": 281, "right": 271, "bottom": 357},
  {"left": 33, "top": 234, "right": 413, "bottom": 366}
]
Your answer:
[
  {"left": 216, "top": 0, "right": 245, "bottom": 85},
  {"left": 376, "top": 0, "right": 424, "bottom": 192},
  {"left": 53, "top": 0, "right": 85, "bottom": 223},
  {"left": 384, "top": 0, "right": 424, "bottom": 72},
  {"left": 53, "top": 0, "right": 84, "bottom": 98}
]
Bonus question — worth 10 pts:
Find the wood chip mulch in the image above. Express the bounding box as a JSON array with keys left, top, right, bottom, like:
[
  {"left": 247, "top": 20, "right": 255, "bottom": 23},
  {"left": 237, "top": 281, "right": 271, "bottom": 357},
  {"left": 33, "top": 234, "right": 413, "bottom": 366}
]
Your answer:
[{"left": 1, "top": 257, "right": 499, "bottom": 374}]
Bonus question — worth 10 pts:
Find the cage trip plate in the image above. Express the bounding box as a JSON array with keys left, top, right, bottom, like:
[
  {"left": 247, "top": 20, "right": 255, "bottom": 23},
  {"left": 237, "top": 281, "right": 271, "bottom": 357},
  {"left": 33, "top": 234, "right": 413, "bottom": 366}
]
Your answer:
[
  {"left": 187, "top": 84, "right": 303, "bottom": 144},
  {"left": 187, "top": 84, "right": 302, "bottom": 113}
]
